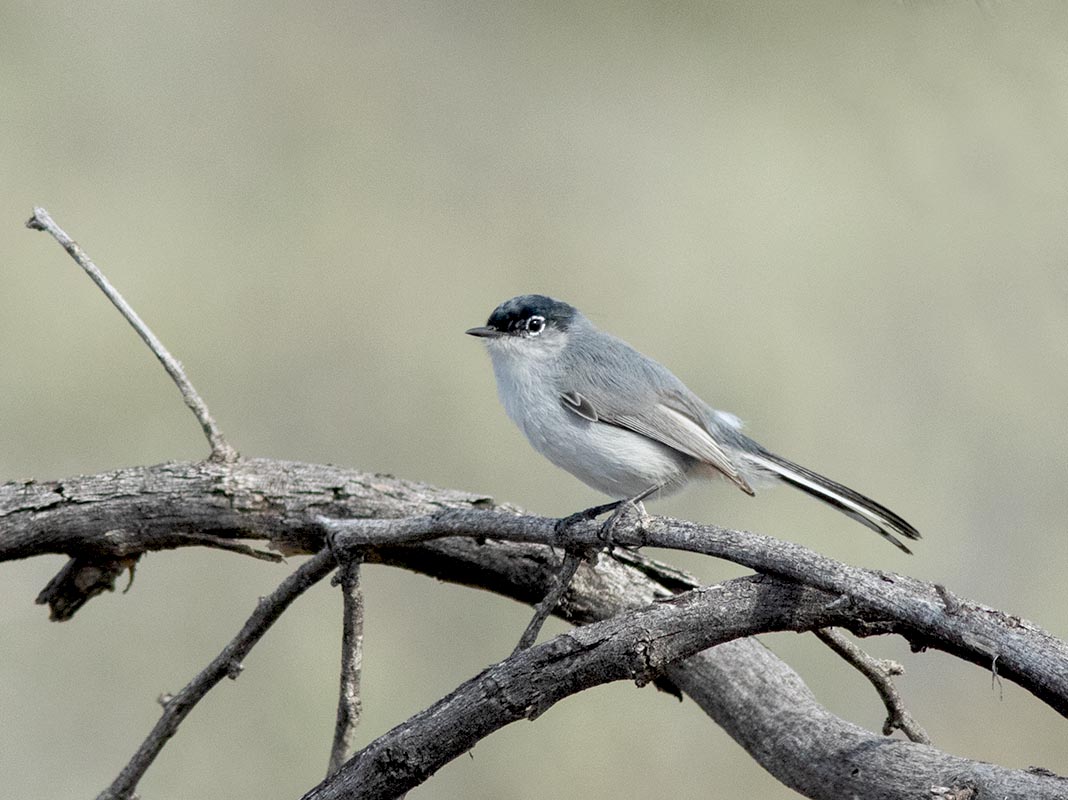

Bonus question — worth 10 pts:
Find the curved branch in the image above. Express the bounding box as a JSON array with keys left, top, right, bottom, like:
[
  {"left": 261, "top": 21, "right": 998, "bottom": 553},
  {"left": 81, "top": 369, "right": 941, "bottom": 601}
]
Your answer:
[
  {"left": 324, "top": 509, "right": 1068, "bottom": 718},
  {"left": 299, "top": 573, "right": 1067, "bottom": 800},
  {"left": 0, "top": 459, "right": 492, "bottom": 563},
  {"left": 3, "top": 460, "right": 1067, "bottom": 800},
  {"left": 299, "top": 575, "right": 857, "bottom": 800},
  {"left": 815, "top": 627, "right": 931, "bottom": 743},
  {"left": 670, "top": 641, "right": 1068, "bottom": 800},
  {"left": 353, "top": 534, "right": 1068, "bottom": 800},
  {"left": 7, "top": 461, "right": 1063, "bottom": 718}
]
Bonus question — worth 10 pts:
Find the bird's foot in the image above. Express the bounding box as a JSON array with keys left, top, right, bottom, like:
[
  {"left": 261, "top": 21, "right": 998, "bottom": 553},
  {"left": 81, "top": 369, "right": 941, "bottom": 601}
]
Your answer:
[
  {"left": 553, "top": 498, "right": 647, "bottom": 553},
  {"left": 598, "top": 499, "right": 648, "bottom": 550},
  {"left": 553, "top": 500, "right": 622, "bottom": 539}
]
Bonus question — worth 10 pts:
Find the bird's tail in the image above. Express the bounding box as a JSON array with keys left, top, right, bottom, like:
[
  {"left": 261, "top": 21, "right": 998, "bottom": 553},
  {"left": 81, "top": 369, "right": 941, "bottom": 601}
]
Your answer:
[{"left": 743, "top": 449, "right": 921, "bottom": 554}]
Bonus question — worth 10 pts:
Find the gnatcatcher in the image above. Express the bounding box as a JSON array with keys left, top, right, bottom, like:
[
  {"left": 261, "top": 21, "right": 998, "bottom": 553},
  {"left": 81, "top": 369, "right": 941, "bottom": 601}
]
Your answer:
[{"left": 467, "top": 294, "right": 920, "bottom": 553}]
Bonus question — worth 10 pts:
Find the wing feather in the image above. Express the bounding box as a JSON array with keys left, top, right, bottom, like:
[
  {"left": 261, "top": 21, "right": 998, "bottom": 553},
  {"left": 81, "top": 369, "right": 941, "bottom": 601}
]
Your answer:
[{"left": 561, "top": 390, "right": 754, "bottom": 495}]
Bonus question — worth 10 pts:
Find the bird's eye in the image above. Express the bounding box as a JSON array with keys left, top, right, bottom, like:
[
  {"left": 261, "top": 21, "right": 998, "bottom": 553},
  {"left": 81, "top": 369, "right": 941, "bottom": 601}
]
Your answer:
[{"left": 526, "top": 316, "right": 545, "bottom": 335}]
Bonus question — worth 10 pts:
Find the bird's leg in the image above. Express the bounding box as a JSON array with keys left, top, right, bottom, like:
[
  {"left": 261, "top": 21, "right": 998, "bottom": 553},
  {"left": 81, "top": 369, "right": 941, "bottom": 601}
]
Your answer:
[
  {"left": 597, "top": 500, "right": 645, "bottom": 546},
  {"left": 553, "top": 485, "right": 660, "bottom": 549},
  {"left": 597, "top": 484, "right": 659, "bottom": 547},
  {"left": 553, "top": 499, "right": 625, "bottom": 536}
]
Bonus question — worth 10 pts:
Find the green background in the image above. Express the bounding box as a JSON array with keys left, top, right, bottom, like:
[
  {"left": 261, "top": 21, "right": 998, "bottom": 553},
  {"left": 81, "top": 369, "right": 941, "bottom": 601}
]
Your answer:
[{"left": 2, "top": 3, "right": 1067, "bottom": 798}]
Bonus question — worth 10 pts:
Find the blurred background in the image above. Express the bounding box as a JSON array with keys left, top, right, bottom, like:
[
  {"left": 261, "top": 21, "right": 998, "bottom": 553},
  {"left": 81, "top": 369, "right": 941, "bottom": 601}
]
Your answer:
[{"left": 2, "top": 2, "right": 1067, "bottom": 798}]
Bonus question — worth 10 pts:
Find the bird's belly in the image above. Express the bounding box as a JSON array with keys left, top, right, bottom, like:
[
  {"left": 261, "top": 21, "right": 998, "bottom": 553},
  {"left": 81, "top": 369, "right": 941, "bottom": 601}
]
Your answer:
[{"left": 520, "top": 409, "right": 691, "bottom": 498}]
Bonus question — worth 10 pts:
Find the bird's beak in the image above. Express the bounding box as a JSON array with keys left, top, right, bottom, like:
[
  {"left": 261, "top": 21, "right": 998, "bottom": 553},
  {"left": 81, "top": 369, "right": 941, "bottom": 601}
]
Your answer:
[{"left": 465, "top": 326, "right": 502, "bottom": 338}]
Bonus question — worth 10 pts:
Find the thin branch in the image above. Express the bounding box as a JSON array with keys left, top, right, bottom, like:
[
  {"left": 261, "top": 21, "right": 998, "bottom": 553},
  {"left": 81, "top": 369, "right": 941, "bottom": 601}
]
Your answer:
[
  {"left": 323, "top": 508, "right": 1068, "bottom": 718},
  {"left": 512, "top": 550, "right": 582, "bottom": 653},
  {"left": 95, "top": 548, "right": 337, "bottom": 800},
  {"left": 301, "top": 573, "right": 1067, "bottom": 800},
  {"left": 328, "top": 553, "right": 365, "bottom": 776},
  {"left": 25, "top": 207, "right": 237, "bottom": 463},
  {"left": 814, "top": 627, "right": 932, "bottom": 744},
  {"left": 176, "top": 532, "right": 283, "bottom": 562}
]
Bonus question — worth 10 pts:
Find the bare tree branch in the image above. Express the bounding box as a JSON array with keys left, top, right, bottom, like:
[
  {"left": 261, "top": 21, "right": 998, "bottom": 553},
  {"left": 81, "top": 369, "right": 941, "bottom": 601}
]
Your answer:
[
  {"left": 299, "top": 573, "right": 1066, "bottom": 800},
  {"left": 328, "top": 554, "right": 365, "bottom": 777},
  {"left": 25, "top": 207, "right": 237, "bottom": 463},
  {"left": 512, "top": 549, "right": 582, "bottom": 652},
  {"left": 814, "top": 627, "right": 931, "bottom": 744},
  {"left": 669, "top": 641, "right": 1067, "bottom": 800},
  {"left": 301, "top": 575, "right": 855, "bottom": 800},
  {"left": 3, "top": 461, "right": 1067, "bottom": 799},
  {"left": 359, "top": 534, "right": 1068, "bottom": 800},
  {"left": 3, "top": 461, "right": 1066, "bottom": 714},
  {"left": 323, "top": 508, "right": 1068, "bottom": 718},
  {"left": 0, "top": 460, "right": 491, "bottom": 565},
  {"left": 95, "top": 548, "right": 337, "bottom": 800},
  {"left": 5, "top": 462, "right": 1064, "bottom": 721}
]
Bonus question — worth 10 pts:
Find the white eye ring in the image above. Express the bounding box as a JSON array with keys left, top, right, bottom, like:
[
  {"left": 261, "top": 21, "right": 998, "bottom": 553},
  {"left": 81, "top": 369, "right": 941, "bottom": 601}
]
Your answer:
[{"left": 526, "top": 315, "right": 546, "bottom": 335}]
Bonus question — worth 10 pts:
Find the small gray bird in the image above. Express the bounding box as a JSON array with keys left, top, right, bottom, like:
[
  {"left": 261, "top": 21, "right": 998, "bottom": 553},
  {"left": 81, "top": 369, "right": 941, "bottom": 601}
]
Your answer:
[{"left": 466, "top": 294, "right": 920, "bottom": 553}]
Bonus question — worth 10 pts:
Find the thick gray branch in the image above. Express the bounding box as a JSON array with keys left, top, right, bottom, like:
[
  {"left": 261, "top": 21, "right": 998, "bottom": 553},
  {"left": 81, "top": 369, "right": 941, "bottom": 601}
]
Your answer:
[
  {"left": 300, "top": 571, "right": 1067, "bottom": 800},
  {"left": 670, "top": 641, "right": 1067, "bottom": 800},
  {"left": 358, "top": 537, "right": 1068, "bottom": 800},
  {"left": 2, "top": 459, "right": 1066, "bottom": 800},
  {"left": 0, "top": 458, "right": 489, "bottom": 563},
  {"left": 300, "top": 575, "right": 875, "bottom": 800}
]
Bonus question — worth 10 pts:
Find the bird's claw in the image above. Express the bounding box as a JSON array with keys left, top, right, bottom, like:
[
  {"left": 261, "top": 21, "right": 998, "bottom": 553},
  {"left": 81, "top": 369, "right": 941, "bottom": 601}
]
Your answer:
[
  {"left": 553, "top": 498, "right": 648, "bottom": 555},
  {"left": 553, "top": 509, "right": 596, "bottom": 537},
  {"left": 597, "top": 499, "right": 648, "bottom": 550}
]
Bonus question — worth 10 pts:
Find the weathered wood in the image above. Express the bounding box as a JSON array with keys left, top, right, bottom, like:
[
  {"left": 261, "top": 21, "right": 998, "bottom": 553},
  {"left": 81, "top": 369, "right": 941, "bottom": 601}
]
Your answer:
[{"left": 3, "top": 459, "right": 1066, "bottom": 800}]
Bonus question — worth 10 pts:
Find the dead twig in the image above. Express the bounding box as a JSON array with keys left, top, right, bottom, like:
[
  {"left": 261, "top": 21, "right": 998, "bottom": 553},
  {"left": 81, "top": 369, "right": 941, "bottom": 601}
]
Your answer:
[
  {"left": 513, "top": 550, "right": 583, "bottom": 653},
  {"left": 26, "top": 207, "right": 237, "bottom": 463},
  {"left": 815, "top": 627, "right": 932, "bottom": 744},
  {"left": 328, "top": 553, "right": 365, "bottom": 776},
  {"left": 95, "top": 548, "right": 337, "bottom": 800},
  {"left": 177, "top": 532, "right": 283, "bottom": 562}
]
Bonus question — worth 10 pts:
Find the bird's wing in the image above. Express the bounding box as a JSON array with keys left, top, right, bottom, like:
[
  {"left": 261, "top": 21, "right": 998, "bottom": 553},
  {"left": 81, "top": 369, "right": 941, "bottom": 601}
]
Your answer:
[{"left": 557, "top": 333, "right": 753, "bottom": 495}]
